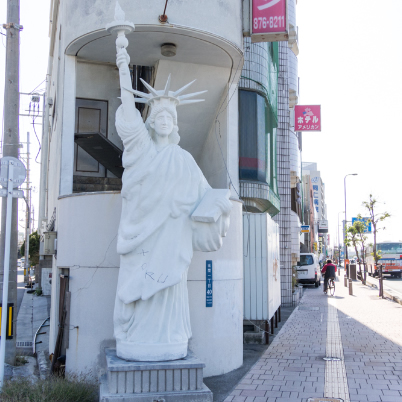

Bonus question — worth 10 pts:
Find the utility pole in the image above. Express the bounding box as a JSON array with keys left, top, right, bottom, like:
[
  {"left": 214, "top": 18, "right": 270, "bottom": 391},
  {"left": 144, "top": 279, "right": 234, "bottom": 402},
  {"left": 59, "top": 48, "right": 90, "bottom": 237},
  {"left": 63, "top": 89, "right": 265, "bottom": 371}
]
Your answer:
[
  {"left": 1, "top": 0, "right": 22, "bottom": 365},
  {"left": 24, "top": 132, "right": 30, "bottom": 283}
]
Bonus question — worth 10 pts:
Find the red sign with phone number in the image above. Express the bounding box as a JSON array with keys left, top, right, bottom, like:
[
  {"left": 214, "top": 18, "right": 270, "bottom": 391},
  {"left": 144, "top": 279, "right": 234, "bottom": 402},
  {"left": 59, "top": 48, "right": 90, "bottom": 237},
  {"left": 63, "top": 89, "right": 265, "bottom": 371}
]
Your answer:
[{"left": 252, "top": 0, "right": 287, "bottom": 34}]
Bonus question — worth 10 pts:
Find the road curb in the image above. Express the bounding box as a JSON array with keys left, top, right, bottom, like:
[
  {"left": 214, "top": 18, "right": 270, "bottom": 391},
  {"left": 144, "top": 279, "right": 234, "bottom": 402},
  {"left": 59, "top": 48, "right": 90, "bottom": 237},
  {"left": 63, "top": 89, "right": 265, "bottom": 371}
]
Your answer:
[{"left": 365, "top": 279, "right": 402, "bottom": 306}]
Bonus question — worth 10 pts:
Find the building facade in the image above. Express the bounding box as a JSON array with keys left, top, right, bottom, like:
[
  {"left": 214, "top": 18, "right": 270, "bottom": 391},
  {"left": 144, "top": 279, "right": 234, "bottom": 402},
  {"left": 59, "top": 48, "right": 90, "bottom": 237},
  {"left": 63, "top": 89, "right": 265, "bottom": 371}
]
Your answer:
[
  {"left": 272, "top": 0, "right": 303, "bottom": 306},
  {"left": 301, "top": 174, "right": 316, "bottom": 253},
  {"left": 38, "top": 0, "right": 306, "bottom": 378},
  {"left": 302, "top": 162, "right": 329, "bottom": 259},
  {"left": 39, "top": 0, "right": 245, "bottom": 378},
  {"left": 238, "top": 35, "right": 282, "bottom": 334}
]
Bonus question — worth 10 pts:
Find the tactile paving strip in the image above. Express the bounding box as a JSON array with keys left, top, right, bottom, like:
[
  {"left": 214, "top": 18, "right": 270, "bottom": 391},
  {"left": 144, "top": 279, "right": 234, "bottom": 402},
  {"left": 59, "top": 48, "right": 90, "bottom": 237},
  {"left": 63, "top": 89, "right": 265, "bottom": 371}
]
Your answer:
[{"left": 324, "top": 300, "right": 350, "bottom": 402}]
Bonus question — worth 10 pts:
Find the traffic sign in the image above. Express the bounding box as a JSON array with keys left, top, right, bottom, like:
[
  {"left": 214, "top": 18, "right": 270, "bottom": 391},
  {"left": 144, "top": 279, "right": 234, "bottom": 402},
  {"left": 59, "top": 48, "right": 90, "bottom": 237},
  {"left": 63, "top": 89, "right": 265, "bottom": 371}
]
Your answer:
[
  {"left": 0, "top": 157, "right": 26, "bottom": 189},
  {"left": 352, "top": 217, "right": 372, "bottom": 233}
]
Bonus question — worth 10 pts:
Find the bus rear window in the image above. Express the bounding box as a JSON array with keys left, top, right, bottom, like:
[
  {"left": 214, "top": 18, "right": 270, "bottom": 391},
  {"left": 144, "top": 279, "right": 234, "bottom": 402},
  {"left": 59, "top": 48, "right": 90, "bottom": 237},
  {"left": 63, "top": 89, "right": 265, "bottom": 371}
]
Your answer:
[{"left": 377, "top": 243, "right": 402, "bottom": 253}]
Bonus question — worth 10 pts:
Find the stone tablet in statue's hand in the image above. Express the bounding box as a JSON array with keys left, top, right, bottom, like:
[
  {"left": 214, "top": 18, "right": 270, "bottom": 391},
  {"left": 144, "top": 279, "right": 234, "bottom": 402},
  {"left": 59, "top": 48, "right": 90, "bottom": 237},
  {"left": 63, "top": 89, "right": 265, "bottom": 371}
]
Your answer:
[
  {"left": 215, "top": 195, "right": 232, "bottom": 217},
  {"left": 191, "top": 189, "right": 232, "bottom": 223},
  {"left": 116, "top": 48, "right": 130, "bottom": 72}
]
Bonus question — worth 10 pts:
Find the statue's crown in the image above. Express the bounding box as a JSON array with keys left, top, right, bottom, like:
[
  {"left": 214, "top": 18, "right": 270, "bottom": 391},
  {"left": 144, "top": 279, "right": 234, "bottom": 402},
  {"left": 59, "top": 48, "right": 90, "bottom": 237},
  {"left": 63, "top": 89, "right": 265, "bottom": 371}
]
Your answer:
[{"left": 123, "top": 74, "right": 207, "bottom": 108}]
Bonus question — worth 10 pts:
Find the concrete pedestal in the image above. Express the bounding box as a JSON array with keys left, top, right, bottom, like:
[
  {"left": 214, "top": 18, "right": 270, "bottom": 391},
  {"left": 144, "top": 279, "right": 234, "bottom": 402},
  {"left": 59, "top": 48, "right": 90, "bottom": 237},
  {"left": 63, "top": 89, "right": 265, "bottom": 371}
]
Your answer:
[{"left": 99, "top": 349, "right": 213, "bottom": 402}]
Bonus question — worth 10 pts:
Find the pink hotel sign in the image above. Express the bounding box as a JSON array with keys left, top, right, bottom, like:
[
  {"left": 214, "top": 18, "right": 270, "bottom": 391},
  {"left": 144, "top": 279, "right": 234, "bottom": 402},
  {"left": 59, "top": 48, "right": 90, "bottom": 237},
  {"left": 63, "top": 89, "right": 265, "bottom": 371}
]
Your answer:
[
  {"left": 295, "top": 105, "right": 322, "bottom": 132},
  {"left": 252, "top": 0, "right": 287, "bottom": 37}
]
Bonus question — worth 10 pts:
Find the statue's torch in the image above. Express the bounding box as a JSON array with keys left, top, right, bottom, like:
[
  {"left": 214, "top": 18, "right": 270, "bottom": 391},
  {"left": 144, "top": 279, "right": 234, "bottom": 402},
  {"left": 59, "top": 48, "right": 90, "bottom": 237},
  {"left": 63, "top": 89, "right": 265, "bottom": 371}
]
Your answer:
[{"left": 106, "top": 1, "right": 135, "bottom": 53}]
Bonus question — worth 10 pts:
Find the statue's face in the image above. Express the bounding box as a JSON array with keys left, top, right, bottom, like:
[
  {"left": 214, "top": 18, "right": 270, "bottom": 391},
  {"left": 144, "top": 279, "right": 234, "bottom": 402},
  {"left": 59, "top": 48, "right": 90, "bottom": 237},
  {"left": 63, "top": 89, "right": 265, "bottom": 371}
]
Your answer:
[{"left": 152, "top": 110, "right": 174, "bottom": 137}]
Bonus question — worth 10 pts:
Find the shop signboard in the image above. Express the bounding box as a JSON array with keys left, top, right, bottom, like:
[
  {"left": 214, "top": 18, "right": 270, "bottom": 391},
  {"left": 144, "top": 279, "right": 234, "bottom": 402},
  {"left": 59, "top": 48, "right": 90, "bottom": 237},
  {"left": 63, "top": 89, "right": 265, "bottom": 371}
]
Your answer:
[
  {"left": 318, "top": 220, "right": 328, "bottom": 233},
  {"left": 295, "top": 105, "right": 321, "bottom": 131},
  {"left": 251, "top": 0, "right": 288, "bottom": 43},
  {"left": 301, "top": 225, "right": 310, "bottom": 233}
]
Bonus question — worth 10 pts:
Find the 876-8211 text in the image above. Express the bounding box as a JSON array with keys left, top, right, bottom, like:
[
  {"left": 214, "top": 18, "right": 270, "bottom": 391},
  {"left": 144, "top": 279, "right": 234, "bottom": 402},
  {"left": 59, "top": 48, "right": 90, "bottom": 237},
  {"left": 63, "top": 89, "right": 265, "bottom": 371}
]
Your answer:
[{"left": 254, "top": 16, "right": 285, "bottom": 30}]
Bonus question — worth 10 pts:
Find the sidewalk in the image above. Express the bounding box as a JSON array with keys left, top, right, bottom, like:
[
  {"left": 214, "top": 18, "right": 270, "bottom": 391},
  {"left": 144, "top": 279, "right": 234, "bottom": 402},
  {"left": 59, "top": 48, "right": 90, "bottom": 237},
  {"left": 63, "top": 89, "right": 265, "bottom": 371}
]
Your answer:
[
  {"left": 225, "top": 273, "right": 402, "bottom": 402},
  {"left": 16, "top": 287, "right": 51, "bottom": 377},
  {"left": 14, "top": 273, "right": 402, "bottom": 401}
]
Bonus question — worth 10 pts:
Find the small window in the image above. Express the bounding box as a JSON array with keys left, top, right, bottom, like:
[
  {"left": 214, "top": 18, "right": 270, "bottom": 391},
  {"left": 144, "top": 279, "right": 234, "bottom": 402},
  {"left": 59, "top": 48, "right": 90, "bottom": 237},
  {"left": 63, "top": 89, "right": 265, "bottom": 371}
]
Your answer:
[
  {"left": 239, "top": 89, "right": 278, "bottom": 192},
  {"left": 239, "top": 90, "right": 269, "bottom": 183}
]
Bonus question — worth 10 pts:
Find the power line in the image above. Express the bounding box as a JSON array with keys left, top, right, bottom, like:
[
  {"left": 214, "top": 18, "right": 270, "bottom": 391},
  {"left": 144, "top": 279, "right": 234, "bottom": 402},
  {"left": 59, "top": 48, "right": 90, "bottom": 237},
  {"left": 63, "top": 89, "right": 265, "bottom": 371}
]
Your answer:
[
  {"left": 28, "top": 78, "right": 46, "bottom": 95},
  {"left": 32, "top": 117, "right": 41, "bottom": 163}
]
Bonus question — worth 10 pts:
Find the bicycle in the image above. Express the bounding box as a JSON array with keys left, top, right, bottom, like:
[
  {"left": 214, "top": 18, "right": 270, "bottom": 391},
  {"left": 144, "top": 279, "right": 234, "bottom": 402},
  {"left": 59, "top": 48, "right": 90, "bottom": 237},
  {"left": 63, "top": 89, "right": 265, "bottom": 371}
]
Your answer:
[{"left": 327, "top": 277, "right": 335, "bottom": 296}]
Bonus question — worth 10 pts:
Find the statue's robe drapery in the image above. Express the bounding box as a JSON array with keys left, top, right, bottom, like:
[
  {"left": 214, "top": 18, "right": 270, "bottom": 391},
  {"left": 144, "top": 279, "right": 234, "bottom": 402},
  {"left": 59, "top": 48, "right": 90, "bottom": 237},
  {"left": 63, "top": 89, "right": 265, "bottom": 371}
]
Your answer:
[{"left": 113, "top": 106, "right": 229, "bottom": 361}]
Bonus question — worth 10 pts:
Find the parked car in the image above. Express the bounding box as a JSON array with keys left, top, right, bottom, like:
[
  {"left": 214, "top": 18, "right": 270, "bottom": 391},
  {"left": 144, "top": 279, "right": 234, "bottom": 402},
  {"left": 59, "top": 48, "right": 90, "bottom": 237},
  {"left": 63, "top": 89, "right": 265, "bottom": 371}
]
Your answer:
[{"left": 296, "top": 253, "right": 321, "bottom": 287}]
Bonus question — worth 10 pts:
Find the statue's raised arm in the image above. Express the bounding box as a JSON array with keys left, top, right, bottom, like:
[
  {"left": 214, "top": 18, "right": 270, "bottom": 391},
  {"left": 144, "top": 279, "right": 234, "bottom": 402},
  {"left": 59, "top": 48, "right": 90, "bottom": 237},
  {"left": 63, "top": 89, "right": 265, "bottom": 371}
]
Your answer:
[{"left": 116, "top": 49, "right": 138, "bottom": 123}]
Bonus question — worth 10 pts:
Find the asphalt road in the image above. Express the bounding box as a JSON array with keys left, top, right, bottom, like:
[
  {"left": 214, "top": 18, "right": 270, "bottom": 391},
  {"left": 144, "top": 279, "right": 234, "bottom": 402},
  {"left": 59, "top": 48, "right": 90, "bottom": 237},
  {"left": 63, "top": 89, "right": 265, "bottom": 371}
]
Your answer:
[
  {"left": 376, "top": 274, "right": 402, "bottom": 294},
  {"left": 338, "top": 264, "right": 402, "bottom": 295}
]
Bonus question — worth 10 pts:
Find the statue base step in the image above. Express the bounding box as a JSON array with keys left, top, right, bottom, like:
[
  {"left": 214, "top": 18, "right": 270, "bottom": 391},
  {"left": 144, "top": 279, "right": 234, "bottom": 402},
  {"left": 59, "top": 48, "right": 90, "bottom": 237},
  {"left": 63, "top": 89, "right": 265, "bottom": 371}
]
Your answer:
[{"left": 99, "top": 348, "right": 213, "bottom": 402}]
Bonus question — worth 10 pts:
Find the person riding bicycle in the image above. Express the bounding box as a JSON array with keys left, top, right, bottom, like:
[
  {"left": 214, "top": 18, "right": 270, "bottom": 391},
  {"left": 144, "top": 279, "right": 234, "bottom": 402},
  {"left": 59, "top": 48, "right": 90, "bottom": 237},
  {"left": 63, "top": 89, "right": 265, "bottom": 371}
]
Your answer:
[{"left": 321, "top": 259, "right": 337, "bottom": 294}]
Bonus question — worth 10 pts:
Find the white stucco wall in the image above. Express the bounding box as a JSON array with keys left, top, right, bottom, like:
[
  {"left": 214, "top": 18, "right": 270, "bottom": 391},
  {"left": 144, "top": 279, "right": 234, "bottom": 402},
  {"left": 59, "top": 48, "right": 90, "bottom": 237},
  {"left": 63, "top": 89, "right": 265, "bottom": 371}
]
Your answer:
[
  {"left": 288, "top": 0, "right": 297, "bottom": 27},
  {"left": 288, "top": 50, "right": 298, "bottom": 96},
  {"left": 55, "top": 193, "right": 243, "bottom": 377},
  {"left": 41, "top": 268, "right": 52, "bottom": 296},
  {"left": 63, "top": 0, "right": 242, "bottom": 53},
  {"left": 188, "top": 200, "right": 243, "bottom": 377},
  {"left": 197, "top": 83, "right": 240, "bottom": 195}
]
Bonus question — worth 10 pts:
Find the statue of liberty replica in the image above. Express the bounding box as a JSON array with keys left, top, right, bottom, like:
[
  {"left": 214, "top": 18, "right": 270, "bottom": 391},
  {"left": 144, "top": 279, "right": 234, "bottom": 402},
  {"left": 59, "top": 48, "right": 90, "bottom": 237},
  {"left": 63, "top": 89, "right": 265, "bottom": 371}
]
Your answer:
[{"left": 108, "top": 3, "right": 232, "bottom": 362}]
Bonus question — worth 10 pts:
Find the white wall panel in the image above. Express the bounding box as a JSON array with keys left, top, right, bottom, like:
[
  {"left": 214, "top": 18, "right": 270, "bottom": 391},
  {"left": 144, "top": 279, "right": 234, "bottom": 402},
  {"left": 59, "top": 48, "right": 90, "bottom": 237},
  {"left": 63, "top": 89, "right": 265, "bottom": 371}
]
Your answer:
[{"left": 243, "top": 213, "right": 281, "bottom": 321}]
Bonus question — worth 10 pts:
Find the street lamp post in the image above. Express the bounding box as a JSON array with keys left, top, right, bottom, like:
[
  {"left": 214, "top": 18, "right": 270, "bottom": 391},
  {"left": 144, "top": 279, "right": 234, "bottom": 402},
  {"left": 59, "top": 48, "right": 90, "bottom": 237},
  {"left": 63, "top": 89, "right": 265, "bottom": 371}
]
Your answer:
[
  {"left": 338, "top": 211, "right": 344, "bottom": 272},
  {"left": 344, "top": 174, "right": 358, "bottom": 285}
]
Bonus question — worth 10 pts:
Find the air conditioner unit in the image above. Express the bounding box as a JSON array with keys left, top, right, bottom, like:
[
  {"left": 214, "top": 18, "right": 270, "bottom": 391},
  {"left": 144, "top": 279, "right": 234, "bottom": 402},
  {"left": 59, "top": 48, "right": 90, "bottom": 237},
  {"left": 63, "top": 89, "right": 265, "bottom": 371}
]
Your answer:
[{"left": 43, "top": 231, "right": 57, "bottom": 255}]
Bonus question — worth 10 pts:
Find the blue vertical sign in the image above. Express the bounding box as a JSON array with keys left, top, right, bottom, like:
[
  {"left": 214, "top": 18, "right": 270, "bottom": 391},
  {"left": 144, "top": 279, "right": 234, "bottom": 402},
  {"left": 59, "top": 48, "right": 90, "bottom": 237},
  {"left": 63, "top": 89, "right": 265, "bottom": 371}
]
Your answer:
[{"left": 206, "top": 260, "right": 213, "bottom": 307}]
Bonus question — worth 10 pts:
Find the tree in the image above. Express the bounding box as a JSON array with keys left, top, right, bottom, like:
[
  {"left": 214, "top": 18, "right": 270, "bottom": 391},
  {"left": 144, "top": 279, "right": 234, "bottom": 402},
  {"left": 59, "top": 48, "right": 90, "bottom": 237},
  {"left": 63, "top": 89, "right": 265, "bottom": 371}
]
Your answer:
[
  {"left": 345, "top": 223, "right": 360, "bottom": 276},
  {"left": 353, "top": 214, "right": 369, "bottom": 284},
  {"left": 363, "top": 195, "right": 391, "bottom": 268},
  {"left": 20, "top": 231, "right": 40, "bottom": 266}
]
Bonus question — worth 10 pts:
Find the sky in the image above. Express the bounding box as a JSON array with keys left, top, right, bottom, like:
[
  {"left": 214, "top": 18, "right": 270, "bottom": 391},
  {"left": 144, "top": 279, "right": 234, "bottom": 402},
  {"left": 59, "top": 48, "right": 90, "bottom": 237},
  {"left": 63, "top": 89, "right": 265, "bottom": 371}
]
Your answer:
[
  {"left": 0, "top": 0, "right": 50, "bottom": 234},
  {"left": 297, "top": 0, "right": 402, "bottom": 246},
  {"left": 1, "top": 0, "right": 401, "bottom": 246}
]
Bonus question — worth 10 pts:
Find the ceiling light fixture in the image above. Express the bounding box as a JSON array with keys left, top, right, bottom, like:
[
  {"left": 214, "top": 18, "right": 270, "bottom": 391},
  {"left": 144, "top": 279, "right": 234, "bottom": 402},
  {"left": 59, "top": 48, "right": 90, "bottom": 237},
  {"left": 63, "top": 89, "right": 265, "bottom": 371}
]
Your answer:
[{"left": 161, "top": 43, "right": 176, "bottom": 57}]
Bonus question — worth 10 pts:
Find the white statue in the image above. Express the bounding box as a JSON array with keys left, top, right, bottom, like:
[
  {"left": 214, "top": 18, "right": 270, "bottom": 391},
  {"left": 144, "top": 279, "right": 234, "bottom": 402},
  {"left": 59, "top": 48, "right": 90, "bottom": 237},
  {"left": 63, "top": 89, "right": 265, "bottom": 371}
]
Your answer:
[{"left": 109, "top": 7, "right": 232, "bottom": 362}]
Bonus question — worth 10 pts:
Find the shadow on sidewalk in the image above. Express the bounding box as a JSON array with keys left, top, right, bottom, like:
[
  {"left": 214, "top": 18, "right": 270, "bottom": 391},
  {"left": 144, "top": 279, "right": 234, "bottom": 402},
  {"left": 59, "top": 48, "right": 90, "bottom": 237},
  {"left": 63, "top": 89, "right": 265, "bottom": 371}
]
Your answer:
[{"left": 204, "top": 306, "right": 296, "bottom": 402}]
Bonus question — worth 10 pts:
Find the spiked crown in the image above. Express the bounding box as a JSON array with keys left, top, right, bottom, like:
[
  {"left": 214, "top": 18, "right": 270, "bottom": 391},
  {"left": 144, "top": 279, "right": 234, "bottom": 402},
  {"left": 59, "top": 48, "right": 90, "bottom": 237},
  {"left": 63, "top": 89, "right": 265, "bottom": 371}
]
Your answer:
[{"left": 123, "top": 74, "right": 207, "bottom": 108}]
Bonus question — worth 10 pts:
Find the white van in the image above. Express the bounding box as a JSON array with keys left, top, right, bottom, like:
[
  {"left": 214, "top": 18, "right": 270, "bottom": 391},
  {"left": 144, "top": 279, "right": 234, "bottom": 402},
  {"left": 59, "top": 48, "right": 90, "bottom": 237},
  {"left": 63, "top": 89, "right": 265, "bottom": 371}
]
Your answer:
[{"left": 296, "top": 253, "right": 321, "bottom": 287}]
